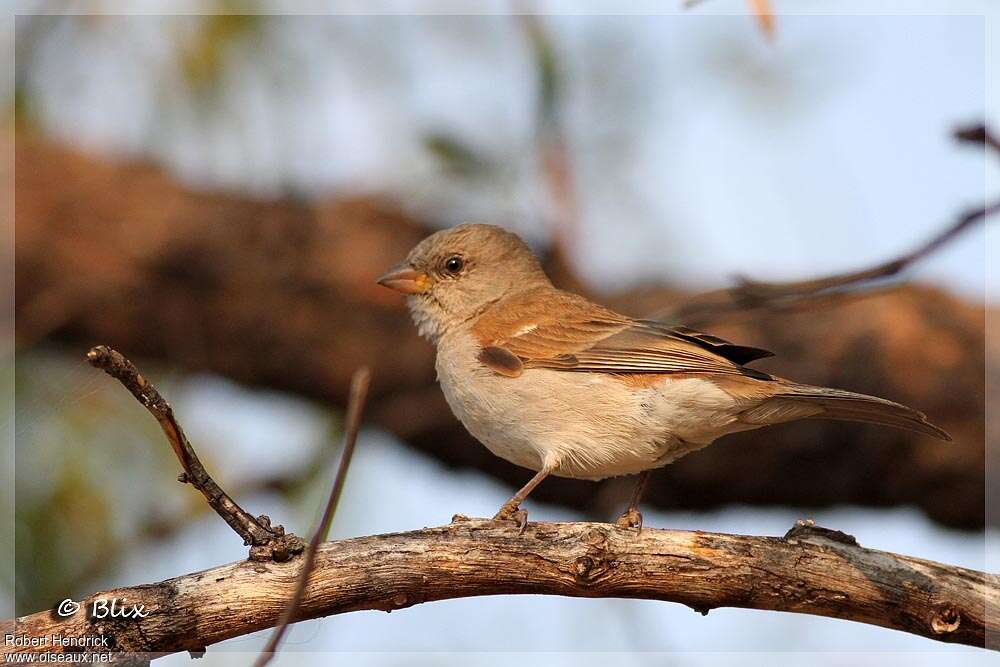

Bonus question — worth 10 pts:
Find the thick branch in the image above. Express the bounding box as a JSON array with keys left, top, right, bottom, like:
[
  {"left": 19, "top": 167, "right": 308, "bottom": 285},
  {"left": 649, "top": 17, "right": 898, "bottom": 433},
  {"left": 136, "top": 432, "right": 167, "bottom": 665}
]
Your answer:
[{"left": 5, "top": 520, "right": 995, "bottom": 661}]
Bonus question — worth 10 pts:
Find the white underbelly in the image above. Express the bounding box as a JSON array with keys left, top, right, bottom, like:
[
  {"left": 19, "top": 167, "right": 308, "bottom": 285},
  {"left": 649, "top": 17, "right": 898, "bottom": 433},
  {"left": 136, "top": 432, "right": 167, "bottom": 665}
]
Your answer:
[{"left": 434, "top": 331, "right": 749, "bottom": 480}]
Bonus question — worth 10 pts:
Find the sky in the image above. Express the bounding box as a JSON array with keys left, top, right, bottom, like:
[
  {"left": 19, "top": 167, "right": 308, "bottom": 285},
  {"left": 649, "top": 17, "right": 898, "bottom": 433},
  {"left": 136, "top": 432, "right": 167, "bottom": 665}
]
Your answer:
[{"left": 12, "top": 5, "right": 995, "bottom": 299}]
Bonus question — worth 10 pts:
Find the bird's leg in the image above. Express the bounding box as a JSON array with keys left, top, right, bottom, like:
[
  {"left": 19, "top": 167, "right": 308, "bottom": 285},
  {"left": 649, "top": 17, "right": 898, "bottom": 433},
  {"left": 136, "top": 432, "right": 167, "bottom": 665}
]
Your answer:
[
  {"left": 493, "top": 466, "right": 552, "bottom": 533},
  {"left": 615, "top": 470, "right": 650, "bottom": 531}
]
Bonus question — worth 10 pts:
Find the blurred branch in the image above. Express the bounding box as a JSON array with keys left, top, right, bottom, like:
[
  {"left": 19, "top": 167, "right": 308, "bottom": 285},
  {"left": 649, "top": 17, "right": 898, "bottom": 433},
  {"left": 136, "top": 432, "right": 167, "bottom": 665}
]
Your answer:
[
  {"left": 518, "top": 13, "right": 582, "bottom": 285},
  {"left": 15, "top": 133, "right": 988, "bottom": 529},
  {"left": 86, "top": 345, "right": 304, "bottom": 562},
  {"left": 255, "top": 367, "right": 370, "bottom": 667},
  {"left": 7, "top": 519, "right": 996, "bottom": 661},
  {"left": 657, "top": 123, "right": 999, "bottom": 325}
]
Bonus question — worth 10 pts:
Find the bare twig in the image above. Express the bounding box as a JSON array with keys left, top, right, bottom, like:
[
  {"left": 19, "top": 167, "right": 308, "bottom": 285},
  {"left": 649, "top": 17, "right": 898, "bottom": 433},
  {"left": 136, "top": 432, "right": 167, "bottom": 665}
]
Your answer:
[
  {"left": 7, "top": 520, "right": 996, "bottom": 662},
  {"left": 658, "top": 201, "right": 998, "bottom": 324},
  {"left": 731, "top": 200, "right": 997, "bottom": 300},
  {"left": 254, "top": 367, "right": 371, "bottom": 667},
  {"left": 657, "top": 124, "right": 999, "bottom": 325},
  {"left": 954, "top": 122, "right": 1000, "bottom": 154},
  {"left": 86, "top": 345, "right": 304, "bottom": 562}
]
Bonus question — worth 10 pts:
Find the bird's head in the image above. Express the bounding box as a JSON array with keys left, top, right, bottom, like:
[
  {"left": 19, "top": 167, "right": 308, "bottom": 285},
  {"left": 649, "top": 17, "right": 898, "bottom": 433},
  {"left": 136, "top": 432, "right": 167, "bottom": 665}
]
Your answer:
[{"left": 377, "top": 223, "right": 550, "bottom": 342}]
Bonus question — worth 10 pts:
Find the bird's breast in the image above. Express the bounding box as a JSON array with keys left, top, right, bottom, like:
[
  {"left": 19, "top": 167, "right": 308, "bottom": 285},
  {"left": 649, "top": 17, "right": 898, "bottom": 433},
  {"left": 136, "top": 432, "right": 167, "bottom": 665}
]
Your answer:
[{"left": 433, "top": 330, "right": 748, "bottom": 479}]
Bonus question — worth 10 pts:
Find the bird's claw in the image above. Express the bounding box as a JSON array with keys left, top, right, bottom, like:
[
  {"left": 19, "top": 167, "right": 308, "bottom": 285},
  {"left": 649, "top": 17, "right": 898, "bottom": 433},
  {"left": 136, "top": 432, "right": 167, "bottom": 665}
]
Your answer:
[
  {"left": 493, "top": 503, "right": 529, "bottom": 534},
  {"left": 615, "top": 509, "right": 643, "bottom": 532}
]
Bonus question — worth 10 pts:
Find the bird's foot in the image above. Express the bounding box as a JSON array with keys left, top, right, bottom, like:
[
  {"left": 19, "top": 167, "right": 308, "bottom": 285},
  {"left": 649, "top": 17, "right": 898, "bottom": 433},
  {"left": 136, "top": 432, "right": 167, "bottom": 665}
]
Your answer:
[
  {"left": 615, "top": 508, "right": 643, "bottom": 532},
  {"left": 492, "top": 502, "right": 529, "bottom": 534}
]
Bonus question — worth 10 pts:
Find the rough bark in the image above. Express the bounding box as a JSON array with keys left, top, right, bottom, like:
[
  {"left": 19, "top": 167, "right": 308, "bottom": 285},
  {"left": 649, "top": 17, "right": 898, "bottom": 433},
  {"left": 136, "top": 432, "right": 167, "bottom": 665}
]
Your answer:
[
  {"left": 13, "top": 133, "right": 990, "bottom": 529},
  {"left": 3, "top": 520, "right": 996, "bottom": 662}
]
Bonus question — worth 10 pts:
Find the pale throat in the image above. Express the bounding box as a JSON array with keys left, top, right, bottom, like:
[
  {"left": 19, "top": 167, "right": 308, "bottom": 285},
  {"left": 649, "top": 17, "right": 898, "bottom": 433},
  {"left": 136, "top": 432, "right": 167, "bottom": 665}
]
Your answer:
[
  {"left": 406, "top": 296, "right": 448, "bottom": 344},
  {"left": 406, "top": 285, "right": 516, "bottom": 344}
]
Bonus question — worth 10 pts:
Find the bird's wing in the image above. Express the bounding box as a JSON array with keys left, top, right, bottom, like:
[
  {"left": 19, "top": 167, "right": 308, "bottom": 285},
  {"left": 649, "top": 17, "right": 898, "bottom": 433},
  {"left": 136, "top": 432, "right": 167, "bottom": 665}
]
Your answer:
[{"left": 472, "top": 289, "right": 774, "bottom": 379}]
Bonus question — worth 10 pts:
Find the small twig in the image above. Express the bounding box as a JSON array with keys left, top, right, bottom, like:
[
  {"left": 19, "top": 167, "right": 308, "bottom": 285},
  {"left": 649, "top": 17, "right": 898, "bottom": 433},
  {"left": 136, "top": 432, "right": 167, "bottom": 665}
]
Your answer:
[
  {"left": 954, "top": 122, "right": 1000, "bottom": 154},
  {"left": 731, "top": 199, "right": 999, "bottom": 301},
  {"left": 656, "top": 124, "right": 999, "bottom": 325},
  {"left": 254, "top": 367, "right": 371, "bottom": 667},
  {"left": 86, "top": 345, "right": 304, "bottom": 561},
  {"left": 658, "top": 200, "right": 998, "bottom": 324}
]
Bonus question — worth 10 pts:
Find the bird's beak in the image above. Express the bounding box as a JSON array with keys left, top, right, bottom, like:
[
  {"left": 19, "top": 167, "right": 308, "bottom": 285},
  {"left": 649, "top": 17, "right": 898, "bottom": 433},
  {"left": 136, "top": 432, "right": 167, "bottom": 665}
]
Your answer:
[{"left": 376, "top": 265, "right": 431, "bottom": 294}]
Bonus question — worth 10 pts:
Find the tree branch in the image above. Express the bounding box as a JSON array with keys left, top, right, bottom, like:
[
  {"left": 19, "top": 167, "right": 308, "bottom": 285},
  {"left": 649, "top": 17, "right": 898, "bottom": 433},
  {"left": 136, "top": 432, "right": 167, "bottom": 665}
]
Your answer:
[
  {"left": 8, "top": 352, "right": 995, "bottom": 658},
  {"left": 86, "top": 345, "right": 304, "bottom": 562},
  {"left": 5, "top": 519, "right": 995, "bottom": 662},
  {"left": 658, "top": 198, "right": 998, "bottom": 324},
  {"left": 254, "top": 367, "right": 370, "bottom": 667},
  {"left": 657, "top": 123, "right": 998, "bottom": 325}
]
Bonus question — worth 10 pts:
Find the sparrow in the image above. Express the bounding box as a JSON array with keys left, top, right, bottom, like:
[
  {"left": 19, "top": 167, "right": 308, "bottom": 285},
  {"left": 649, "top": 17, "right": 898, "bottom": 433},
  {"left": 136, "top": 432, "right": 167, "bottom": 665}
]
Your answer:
[{"left": 377, "top": 224, "right": 950, "bottom": 530}]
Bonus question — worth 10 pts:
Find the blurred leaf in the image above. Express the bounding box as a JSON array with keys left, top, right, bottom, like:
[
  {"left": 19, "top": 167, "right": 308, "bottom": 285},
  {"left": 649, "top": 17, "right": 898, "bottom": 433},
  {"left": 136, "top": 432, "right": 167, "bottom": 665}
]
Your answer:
[
  {"left": 749, "top": 0, "right": 776, "bottom": 41},
  {"left": 519, "top": 15, "right": 560, "bottom": 127},
  {"left": 11, "top": 352, "right": 170, "bottom": 613},
  {"left": 179, "top": 12, "right": 262, "bottom": 90},
  {"left": 424, "top": 133, "right": 494, "bottom": 179},
  {"left": 15, "top": 461, "right": 113, "bottom": 612},
  {"left": 684, "top": 0, "right": 776, "bottom": 40}
]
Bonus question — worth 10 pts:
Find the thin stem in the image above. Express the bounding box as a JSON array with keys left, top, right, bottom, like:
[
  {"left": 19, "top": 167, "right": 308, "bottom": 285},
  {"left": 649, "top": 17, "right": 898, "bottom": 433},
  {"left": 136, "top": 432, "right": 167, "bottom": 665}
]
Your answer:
[{"left": 254, "top": 366, "right": 371, "bottom": 667}]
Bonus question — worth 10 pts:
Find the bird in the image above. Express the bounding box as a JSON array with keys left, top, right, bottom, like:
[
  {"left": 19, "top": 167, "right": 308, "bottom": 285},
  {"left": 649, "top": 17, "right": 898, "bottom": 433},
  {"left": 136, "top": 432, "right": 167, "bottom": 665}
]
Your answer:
[{"left": 377, "top": 223, "right": 951, "bottom": 531}]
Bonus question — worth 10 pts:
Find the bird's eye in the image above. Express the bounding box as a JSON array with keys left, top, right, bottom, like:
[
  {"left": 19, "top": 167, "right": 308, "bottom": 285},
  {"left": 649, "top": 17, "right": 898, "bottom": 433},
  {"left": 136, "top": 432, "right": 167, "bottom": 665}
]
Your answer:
[{"left": 443, "top": 256, "right": 464, "bottom": 275}]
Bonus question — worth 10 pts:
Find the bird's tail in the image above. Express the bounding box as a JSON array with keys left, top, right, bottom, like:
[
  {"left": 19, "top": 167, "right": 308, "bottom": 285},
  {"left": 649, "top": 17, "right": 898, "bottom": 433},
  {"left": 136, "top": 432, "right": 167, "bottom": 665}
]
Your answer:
[{"left": 740, "top": 382, "right": 952, "bottom": 441}]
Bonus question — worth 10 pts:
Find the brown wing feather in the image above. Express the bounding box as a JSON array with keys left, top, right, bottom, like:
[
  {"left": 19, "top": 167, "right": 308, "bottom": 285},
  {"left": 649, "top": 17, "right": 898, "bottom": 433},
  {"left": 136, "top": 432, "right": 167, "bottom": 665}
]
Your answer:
[{"left": 472, "top": 289, "right": 773, "bottom": 380}]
